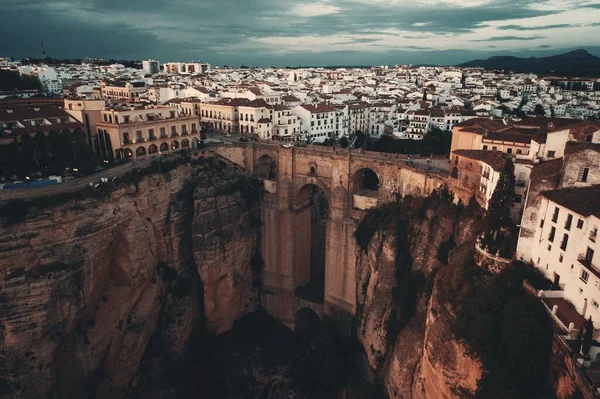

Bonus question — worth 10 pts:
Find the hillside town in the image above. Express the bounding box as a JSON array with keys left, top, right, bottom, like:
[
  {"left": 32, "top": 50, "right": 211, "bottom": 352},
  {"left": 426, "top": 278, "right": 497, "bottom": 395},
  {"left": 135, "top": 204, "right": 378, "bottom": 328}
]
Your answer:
[{"left": 1, "top": 56, "right": 600, "bottom": 395}]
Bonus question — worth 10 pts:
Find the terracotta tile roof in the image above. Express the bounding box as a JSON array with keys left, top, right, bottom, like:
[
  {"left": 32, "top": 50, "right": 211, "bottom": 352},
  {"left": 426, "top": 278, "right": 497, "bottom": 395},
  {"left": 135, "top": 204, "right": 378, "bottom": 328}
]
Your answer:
[
  {"left": 541, "top": 185, "right": 600, "bottom": 218},
  {"left": 0, "top": 105, "right": 72, "bottom": 122},
  {"left": 300, "top": 103, "right": 335, "bottom": 113},
  {"left": 257, "top": 118, "right": 271, "bottom": 124},
  {"left": 530, "top": 158, "right": 563, "bottom": 182},
  {"left": 484, "top": 129, "right": 533, "bottom": 144},
  {"left": 429, "top": 108, "right": 444, "bottom": 118},
  {"left": 454, "top": 117, "right": 506, "bottom": 132},
  {"left": 282, "top": 95, "right": 300, "bottom": 102},
  {"left": 564, "top": 142, "right": 600, "bottom": 156},
  {"left": 452, "top": 149, "right": 509, "bottom": 171}
]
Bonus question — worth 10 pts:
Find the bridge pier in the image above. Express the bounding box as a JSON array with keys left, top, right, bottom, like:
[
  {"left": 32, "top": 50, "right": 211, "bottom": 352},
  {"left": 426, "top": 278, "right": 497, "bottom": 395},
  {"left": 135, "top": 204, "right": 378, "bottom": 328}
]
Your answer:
[{"left": 213, "top": 143, "right": 445, "bottom": 330}]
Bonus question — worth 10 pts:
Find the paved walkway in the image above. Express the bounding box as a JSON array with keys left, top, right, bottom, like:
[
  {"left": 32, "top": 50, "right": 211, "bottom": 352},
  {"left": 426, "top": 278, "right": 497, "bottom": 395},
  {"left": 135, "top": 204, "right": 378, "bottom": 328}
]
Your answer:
[
  {"left": 0, "top": 157, "right": 156, "bottom": 201},
  {"left": 1, "top": 139, "right": 450, "bottom": 201}
]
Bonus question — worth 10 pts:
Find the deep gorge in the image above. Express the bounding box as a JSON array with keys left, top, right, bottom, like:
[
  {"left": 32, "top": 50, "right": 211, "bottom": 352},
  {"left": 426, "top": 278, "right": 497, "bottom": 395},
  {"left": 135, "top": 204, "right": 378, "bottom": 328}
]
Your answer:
[{"left": 0, "top": 156, "right": 558, "bottom": 398}]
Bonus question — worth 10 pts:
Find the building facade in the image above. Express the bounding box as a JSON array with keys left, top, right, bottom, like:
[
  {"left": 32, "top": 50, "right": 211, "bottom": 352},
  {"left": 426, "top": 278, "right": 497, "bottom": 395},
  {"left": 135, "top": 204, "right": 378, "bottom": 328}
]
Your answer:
[{"left": 95, "top": 105, "right": 200, "bottom": 160}]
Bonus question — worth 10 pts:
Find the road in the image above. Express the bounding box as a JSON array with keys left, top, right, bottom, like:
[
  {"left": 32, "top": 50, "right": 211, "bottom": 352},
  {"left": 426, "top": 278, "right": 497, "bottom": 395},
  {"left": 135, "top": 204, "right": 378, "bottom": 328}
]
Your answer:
[{"left": 0, "top": 133, "right": 450, "bottom": 200}]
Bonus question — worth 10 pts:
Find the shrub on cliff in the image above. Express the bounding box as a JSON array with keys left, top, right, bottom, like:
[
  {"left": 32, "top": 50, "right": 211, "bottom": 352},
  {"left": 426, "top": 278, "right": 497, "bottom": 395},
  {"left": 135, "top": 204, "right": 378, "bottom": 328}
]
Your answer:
[{"left": 455, "top": 264, "right": 554, "bottom": 399}]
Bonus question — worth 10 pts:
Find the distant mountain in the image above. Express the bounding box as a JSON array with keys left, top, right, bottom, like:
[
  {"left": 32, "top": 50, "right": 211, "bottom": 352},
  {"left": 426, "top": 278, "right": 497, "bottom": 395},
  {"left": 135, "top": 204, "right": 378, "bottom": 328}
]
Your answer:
[{"left": 457, "top": 49, "right": 600, "bottom": 77}]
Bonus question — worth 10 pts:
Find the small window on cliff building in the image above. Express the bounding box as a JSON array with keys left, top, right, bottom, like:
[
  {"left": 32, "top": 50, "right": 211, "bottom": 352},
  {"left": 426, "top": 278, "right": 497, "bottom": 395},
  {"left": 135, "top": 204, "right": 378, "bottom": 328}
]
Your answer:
[{"left": 451, "top": 167, "right": 458, "bottom": 179}]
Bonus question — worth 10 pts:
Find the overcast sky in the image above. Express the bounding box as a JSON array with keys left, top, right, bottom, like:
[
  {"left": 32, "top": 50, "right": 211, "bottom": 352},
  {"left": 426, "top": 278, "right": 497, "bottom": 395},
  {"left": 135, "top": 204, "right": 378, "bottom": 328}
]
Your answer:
[{"left": 1, "top": 0, "right": 600, "bottom": 66}]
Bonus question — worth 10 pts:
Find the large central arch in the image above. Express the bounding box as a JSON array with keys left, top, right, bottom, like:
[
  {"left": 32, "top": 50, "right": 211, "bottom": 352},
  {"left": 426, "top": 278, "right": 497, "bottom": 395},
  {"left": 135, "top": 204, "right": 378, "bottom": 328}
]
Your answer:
[{"left": 294, "top": 183, "right": 329, "bottom": 305}]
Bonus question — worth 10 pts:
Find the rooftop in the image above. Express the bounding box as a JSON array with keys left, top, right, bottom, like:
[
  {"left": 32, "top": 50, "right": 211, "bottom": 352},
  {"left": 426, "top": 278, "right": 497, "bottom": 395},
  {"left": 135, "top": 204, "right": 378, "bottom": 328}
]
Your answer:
[
  {"left": 452, "top": 149, "right": 509, "bottom": 171},
  {"left": 542, "top": 185, "right": 600, "bottom": 219}
]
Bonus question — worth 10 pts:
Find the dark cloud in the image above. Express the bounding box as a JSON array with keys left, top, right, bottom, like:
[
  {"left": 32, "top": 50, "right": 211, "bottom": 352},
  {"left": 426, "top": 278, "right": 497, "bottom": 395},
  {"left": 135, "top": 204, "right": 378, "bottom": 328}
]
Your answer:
[
  {"left": 470, "top": 35, "right": 544, "bottom": 42},
  {"left": 0, "top": 0, "right": 598, "bottom": 66},
  {"left": 497, "top": 23, "right": 572, "bottom": 30}
]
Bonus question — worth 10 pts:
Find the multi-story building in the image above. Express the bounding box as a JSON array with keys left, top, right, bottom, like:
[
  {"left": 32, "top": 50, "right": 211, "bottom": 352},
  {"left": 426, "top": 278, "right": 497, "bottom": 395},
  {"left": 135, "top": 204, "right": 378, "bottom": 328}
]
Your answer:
[
  {"left": 100, "top": 81, "right": 146, "bottom": 102},
  {"left": 238, "top": 99, "right": 270, "bottom": 137},
  {"left": 95, "top": 104, "right": 200, "bottom": 160},
  {"left": 271, "top": 105, "right": 300, "bottom": 141},
  {"left": 167, "top": 98, "right": 201, "bottom": 118},
  {"left": 333, "top": 105, "right": 349, "bottom": 138},
  {"left": 200, "top": 98, "right": 250, "bottom": 133},
  {"left": 163, "top": 62, "right": 210, "bottom": 74},
  {"left": 448, "top": 149, "right": 531, "bottom": 219},
  {"left": 405, "top": 110, "right": 429, "bottom": 138},
  {"left": 517, "top": 143, "right": 600, "bottom": 264},
  {"left": 64, "top": 98, "right": 106, "bottom": 150},
  {"left": 292, "top": 103, "right": 336, "bottom": 143},
  {"left": 142, "top": 60, "right": 161, "bottom": 75},
  {"left": 530, "top": 184, "right": 600, "bottom": 329},
  {"left": 0, "top": 105, "right": 83, "bottom": 145},
  {"left": 347, "top": 102, "right": 370, "bottom": 134}
]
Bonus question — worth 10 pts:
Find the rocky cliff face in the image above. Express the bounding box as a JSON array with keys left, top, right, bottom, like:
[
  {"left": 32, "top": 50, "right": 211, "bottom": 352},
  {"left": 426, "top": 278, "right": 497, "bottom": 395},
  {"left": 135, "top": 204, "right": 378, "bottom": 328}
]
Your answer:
[
  {"left": 0, "top": 159, "right": 260, "bottom": 398},
  {"left": 356, "top": 197, "right": 483, "bottom": 399}
]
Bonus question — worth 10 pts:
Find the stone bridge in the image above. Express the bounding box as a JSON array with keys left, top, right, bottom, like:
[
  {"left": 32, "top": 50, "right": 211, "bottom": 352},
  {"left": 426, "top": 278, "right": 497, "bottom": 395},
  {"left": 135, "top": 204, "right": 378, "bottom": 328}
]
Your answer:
[{"left": 213, "top": 143, "right": 447, "bottom": 328}]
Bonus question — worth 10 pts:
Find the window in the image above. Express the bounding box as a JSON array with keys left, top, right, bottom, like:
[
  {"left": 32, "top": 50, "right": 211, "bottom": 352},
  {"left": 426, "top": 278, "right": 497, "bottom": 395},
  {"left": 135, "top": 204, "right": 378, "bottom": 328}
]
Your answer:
[
  {"left": 577, "top": 167, "right": 589, "bottom": 183},
  {"left": 507, "top": 148, "right": 513, "bottom": 154},
  {"left": 547, "top": 244, "right": 552, "bottom": 251},
  {"left": 136, "top": 131, "right": 143, "bottom": 141},
  {"left": 578, "top": 219, "right": 584, "bottom": 229},
  {"left": 565, "top": 214, "right": 573, "bottom": 231},
  {"left": 586, "top": 135, "right": 593, "bottom": 143},
  {"left": 580, "top": 269, "right": 589, "bottom": 283},
  {"left": 517, "top": 149, "right": 522, "bottom": 155},
  {"left": 492, "top": 146, "right": 497, "bottom": 151},
  {"left": 548, "top": 226, "right": 556, "bottom": 242},
  {"left": 514, "top": 194, "right": 522, "bottom": 204},
  {"left": 560, "top": 234, "right": 569, "bottom": 251},
  {"left": 590, "top": 227, "right": 598, "bottom": 243},
  {"left": 585, "top": 247, "right": 595, "bottom": 264},
  {"left": 559, "top": 254, "right": 564, "bottom": 263},
  {"left": 540, "top": 219, "right": 545, "bottom": 228},
  {"left": 171, "top": 126, "right": 177, "bottom": 136},
  {"left": 160, "top": 127, "right": 166, "bottom": 138},
  {"left": 547, "top": 150, "right": 556, "bottom": 158},
  {"left": 148, "top": 129, "right": 155, "bottom": 139},
  {"left": 552, "top": 207, "right": 559, "bottom": 223},
  {"left": 593, "top": 299, "right": 599, "bottom": 309}
]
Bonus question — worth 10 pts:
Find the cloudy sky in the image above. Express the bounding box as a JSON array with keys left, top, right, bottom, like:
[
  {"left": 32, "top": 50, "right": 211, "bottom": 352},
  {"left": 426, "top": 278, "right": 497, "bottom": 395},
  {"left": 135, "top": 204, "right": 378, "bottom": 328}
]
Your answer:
[{"left": 1, "top": 0, "right": 600, "bottom": 66}]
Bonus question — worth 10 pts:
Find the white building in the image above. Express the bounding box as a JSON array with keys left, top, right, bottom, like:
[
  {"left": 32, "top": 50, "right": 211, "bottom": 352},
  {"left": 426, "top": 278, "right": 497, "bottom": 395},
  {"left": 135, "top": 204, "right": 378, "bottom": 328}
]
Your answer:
[
  {"left": 142, "top": 60, "right": 161, "bottom": 75},
  {"left": 292, "top": 103, "right": 337, "bottom": 143},
  {"left": 532, "top": 185, "right": 600, "bottom": 329}
]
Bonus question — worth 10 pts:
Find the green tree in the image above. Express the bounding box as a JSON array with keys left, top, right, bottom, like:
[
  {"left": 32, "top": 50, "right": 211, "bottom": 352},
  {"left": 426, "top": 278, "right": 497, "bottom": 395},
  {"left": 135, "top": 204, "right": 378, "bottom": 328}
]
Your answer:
[
  {"left": 339, "top": 136, "right": 349, "bottom": 148},
  {"left": 534, "top": 104, "right": 545, "bottom": 116},
  {"left": 485, "top": 158, "right": 515, "bottom": 235}
]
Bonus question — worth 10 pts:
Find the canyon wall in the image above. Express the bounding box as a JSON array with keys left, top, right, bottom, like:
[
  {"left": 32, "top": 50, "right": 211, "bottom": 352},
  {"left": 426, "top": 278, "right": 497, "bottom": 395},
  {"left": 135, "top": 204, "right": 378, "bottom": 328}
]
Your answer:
[
  {"left": 0, "top": 159, "right": 260, "bottom": 398},
  {"left": 355, "top": 198, "right": 483, "bottom": 399}
]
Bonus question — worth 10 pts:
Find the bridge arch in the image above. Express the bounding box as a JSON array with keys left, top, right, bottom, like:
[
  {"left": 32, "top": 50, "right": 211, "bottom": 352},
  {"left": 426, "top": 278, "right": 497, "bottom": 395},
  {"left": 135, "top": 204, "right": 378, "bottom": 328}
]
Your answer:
[
  {"left": 294, "top": 183, "right": 329, "bottom": 305},
  {"left": 352, "top": 167, "right": 380, "bottom": 193},
  {"left": 256, "top": 154, "right": 277, "bottom": 179},
  {"left": 136, "top": 146, "right": 146, "bottom": 157}
]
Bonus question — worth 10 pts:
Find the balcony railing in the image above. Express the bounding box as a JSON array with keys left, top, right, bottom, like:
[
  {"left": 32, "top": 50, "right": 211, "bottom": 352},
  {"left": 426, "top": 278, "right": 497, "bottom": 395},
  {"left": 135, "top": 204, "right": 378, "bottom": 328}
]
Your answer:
[
  {"left": 148, "top": 136, "right": 156, "bottom": 141},
  {"left": 578, "top": 254, "right": 600, "bottom": 278}
]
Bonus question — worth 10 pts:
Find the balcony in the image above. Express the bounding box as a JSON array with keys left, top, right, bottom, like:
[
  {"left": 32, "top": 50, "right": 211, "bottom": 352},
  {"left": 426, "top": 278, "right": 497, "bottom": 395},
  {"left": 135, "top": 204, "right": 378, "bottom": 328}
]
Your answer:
[
  {"left": 148, "top": 136, "right": 156, "bottom": 141},
  {"left": 578, "top": 254, "right": 600, "bottom": 279}
]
